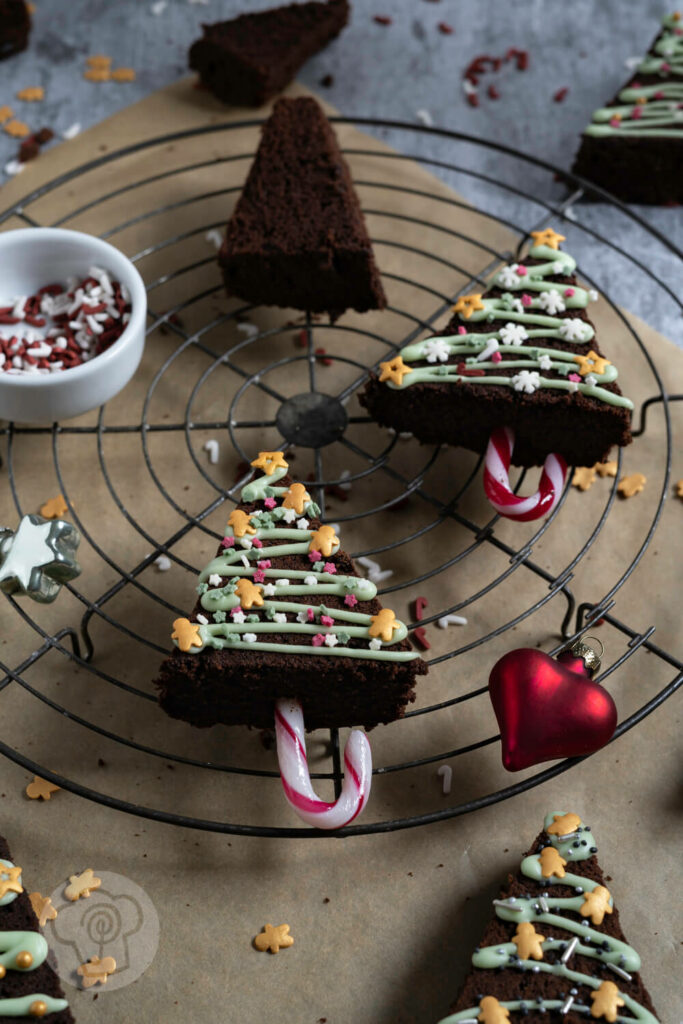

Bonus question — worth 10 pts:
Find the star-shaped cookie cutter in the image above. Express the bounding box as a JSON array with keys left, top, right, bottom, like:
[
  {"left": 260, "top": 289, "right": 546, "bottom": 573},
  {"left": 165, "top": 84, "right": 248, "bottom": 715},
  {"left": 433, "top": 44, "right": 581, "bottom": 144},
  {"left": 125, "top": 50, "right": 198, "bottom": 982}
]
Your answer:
[{"left": 0, "top": 514, "right": 81, "bottom": 603}]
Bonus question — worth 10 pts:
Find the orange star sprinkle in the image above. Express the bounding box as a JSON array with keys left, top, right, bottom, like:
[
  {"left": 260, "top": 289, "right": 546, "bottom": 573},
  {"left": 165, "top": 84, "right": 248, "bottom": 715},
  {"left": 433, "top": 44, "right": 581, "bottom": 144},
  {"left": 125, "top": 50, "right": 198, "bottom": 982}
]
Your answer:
[
  {"left": 233, "top": 578, "right": 264, "bottom": 609},
  {"left": 590, "top": 980, "right": 625, "bottom": 1021},
  {"left": 368, "top": 608, "right": 400, "bottom": 643},
  {"left": 39, "top": 495, "right": 68, "bottom": 519},
  {"left": 111, "top": 68, "right": 136, "bottom": 82},
  {"left": 308, "top": 525, "right": 338, "bottom": 557},
  {"left": 378, "top": 355, "right": 413, "bottom": 387},
  {"left": 538, "top": 846, "right": 566, "bottom": 879},
  {"left": 3, "top": 119, "right": 30, "bottom": 138},
  {"left": 580, "top": 885, "right": 613, "bottom": 926},
  {"left": 171, "top": 617, "right": 203, "bottom": 652},
  {"left": 477, "top": 996, "right": 510, "bottom": 1024},
  {"left": 25, "top": 776, "right": 60, "bottom": 801},
  {"left": 227, "top": 508, "right": 257, "bottom": 538},
  {"left": 16, "top": 87, "right": 44, "bottom": 102},
  {"left": 512, "top": 921, "right": 546, "bottom": 961},
  {"left": 595, "top": 460, "right": 618, "bottom": 478},
  {"left": 65, "top": 868, "right": 101, "bottom": 902},
  {"left": 251, "top": 451, "right": 288, "bottom": 476},
  {"left": 77, "top": 955, "right": 117, "bottom": 988},
  {"left": 530, "top": 228, "right": 566, "bottom": 250},
  {"left": 452, "top": 293, "right": 485, "bottom": 320},
  {"left": 29, "top": 892, "right": 58, "bottom": 928},
  {"left": 573, "top": 350, "right": 611, "bottom": 377},
  {"left": 546, "top": 812, "right": 582, "bottom": 836},
  {"left": 254, "top": 923, "right": 293, "bottom": 953},
  {"left": 617, "top": 473, "right": 646, "bottom": 498},
  {"left": 282, "top": 483, "right": 311, "bottom": 516},
  {"left": 0, "top": 864, "right": 23, "bottom": 900},
  {"left": 572, "top": 466, "right": 596, "bottom": 492}
]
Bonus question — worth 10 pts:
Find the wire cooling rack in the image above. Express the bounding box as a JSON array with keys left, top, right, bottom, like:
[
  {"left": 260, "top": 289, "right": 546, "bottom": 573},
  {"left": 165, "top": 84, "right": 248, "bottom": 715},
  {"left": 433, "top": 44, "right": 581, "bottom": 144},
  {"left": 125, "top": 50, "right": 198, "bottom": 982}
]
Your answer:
[{"left": 0, "top": 118, "right": 681, "bottom": 837}]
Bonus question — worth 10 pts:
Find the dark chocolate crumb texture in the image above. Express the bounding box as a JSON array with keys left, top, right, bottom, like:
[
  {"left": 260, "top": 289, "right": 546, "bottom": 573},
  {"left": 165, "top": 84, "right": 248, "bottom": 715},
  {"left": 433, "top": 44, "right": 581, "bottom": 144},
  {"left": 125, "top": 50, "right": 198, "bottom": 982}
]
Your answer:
[
  {"left": 0, "top": 0, "right": 31, "bottom": 60},
  {"left": 0, "top": 836, "right": 73, "bottom": 1022},
  {"left": 361, "top": 228, "right": 633, "bottom": 468},
  {"left": 155, "top": 451, "right": 426, "bottom": 731},
  {"left": 440, "top": 811, "right": 659, "bottom": 1023},
  {"left": 189, "top": 0, "right": 349, "bottom": 107},
  {"left": 218, "top": 96, "right": 387, "bottom": 318},
  {"left": 572, "top": 11, "right": 683, "bottom": 204}
]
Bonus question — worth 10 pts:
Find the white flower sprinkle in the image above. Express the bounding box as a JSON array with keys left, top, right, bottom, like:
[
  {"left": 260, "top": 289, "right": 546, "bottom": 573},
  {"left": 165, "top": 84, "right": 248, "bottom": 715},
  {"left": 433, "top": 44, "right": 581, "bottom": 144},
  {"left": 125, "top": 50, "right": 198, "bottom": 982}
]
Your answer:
[
  {"left": 558, "top": 319, "right": 589, "bottom": 342},
  {"left": 423, "top": 337, "right": 451, "bottom": 363},
  {"left": 296, "top": 610, "right": 308, "bottom": 623},
  {"left": 273, "top": 613, "right": 287, "bottom": 624},
  {"left": 538, "top": 353, "right": 553, "bottom": 371},
  {"left": 584, "top": 374, "right": 597, "bottom": 386},
  {"left": 323, "top": 634, "right": 338, "bottom": 647},
  {"left": 537, "top": 290, "right": 566, "bottom": 315},
  {"left": 497, "top": 265, "right": 522, "bottom": 289},
  {"left": 263, "top": 584, "right": 276, "bottom": 596},
  {"left": 282, "top": 508, "right": 297, "bottom": 524},
  {"left": 208, "top": 573, "right": 222, "bottom": 586},
  {"left": 231, "top": 610, "right": 246, "bottom": 624},
  {"left": 276, "top": 578, "right": 290, "bottom": 587},
  {"left": 511, "top": 370, "right": 541, "bottom": 394},
  {"left": 498, "top": 322, "right": 528, "bottom": 347},
  {"left": 296, "top": 517, "right": 310, "bottom": 530},
  {"left": 304, "top": 575, "right": 318, "bottom": 586},
  {"left": 243, "top": 633, "right": 257, "bottom": 644},
  {"left": 369, "top": 638, "right": 382, "bottom": 651}
]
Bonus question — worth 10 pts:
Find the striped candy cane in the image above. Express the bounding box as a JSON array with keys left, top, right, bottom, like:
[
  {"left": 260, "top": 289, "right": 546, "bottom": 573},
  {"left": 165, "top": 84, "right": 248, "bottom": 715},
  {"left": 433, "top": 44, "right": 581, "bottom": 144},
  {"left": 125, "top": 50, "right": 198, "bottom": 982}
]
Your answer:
[
  {"left": 483, "top": 427, "right": 568, "bottom": 522},
  {"left": 274, "top": 698, "right": 372, "bottom": 829}
]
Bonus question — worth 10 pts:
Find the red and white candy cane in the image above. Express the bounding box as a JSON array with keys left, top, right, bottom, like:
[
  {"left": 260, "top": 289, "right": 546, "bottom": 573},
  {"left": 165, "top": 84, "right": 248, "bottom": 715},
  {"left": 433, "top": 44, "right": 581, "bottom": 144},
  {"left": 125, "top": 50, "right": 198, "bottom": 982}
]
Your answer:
[
  {"left": 274, "top": 698, "right": 372, "bottom": 829},
  {"left": 483, "top": 427, "right": 568, "bottom": 522}
]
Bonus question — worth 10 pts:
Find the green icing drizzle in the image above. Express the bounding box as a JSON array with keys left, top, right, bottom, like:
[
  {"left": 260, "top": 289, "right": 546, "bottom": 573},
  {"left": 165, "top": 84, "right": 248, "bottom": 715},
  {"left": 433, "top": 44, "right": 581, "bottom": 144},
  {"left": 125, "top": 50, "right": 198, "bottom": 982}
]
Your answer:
[
  {"left": 437, "top": 813, "right": 659, "bottom": 1024},
  {"left": 0, "top": 909, "right": 70, "bottom": 1018},
  {"left": 585, "top": 13, "right": 683, "bottom": 137},
  {"left": 0, "top": 995, "right": 70, "bottom": 1017}
]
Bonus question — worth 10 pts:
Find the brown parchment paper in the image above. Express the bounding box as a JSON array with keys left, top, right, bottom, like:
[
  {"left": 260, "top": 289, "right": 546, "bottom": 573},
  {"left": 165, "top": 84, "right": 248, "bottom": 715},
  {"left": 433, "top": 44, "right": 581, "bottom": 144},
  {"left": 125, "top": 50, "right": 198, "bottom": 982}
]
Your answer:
[{"left": 0, "top": 79, "right": 681, "bottom": 1024}]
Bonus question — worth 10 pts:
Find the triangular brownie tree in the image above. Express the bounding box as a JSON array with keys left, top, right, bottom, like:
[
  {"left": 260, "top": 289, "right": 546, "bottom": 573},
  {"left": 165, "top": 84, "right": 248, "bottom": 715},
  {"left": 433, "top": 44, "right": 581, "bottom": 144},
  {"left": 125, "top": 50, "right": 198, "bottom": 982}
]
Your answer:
[
  {"left": 156, "top": 451, "right": 426, "bottom": 731},
  {"left": 440, "top": 811, "right": 659, "bottom": 1023},
  {"left": 361, "top": 228, "right": 633, "bottom": 468},
  {"left": 0, "top": 835, "right": 73, "bottom": 1021},
  {"left": 218, "top": 97, "right": 387, "bottom": 318},
  {"left": 573, "top": 11, "right": 683, "bottom": 204},
  {"left": 189, "top": 0, "right": 349, "bottom": 107}
]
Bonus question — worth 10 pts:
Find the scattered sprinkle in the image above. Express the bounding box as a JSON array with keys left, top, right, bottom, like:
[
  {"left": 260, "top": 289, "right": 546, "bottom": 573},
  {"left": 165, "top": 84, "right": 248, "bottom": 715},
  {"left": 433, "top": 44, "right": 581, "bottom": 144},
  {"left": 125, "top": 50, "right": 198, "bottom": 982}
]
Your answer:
[
  {"left": 77, "top": 955, "right": 116, "bottom": 989},
  {"left": 553, "top": 87, "right": 569, "bottom": 103},
  {"left": 151, "top": 0, "right": 168, "bottom": 12},
  {"left": 437, "top": 613, "right": 468, "bottom": 628},
  {"left": 26, "top": 776, "right": 60, "bottom": 800},
  {"left": 617, "top": 472, "right": 646, "bottom": 498},
  {"left": 0, "top": 106, "right": 14, "bottom": 124},
  {"left": 236, "top": 321, "right": 259, "bottom": 339},
  {"left": 356, "top": 555, "right": 393, "bottom": 584},
  {"left": 254, "top": 923, "right": 293, "bottom": 953},
  {"left": 203, "top": 439, "right": 220, "bottom": 464},
  {"left": 61, "top": 122, "right": 82, "bottom": 140},
  {"left": 415, "top": 108, "right": 434, "bottom": 127},
  {"left": 205, "top": 228, "right": 223, "bottom": 249},
  {"left": 436, "top": 764, "right": 452, "bottom": 795},
  {"left": 675, "top": 479, "right": 683, "bottom": 499},
  {"left": 84, "top": 68, "right": 111, "bottom": 82},
  {"left": 86, "top": 55, "right": 112, "bottom": 69},
  {"left": 373, "top": 14, "right": 392, "bottom": 26},
  {"left": 39, "top": 494, "right": 68, "bottom": 519},
  {"left": 572, "top": 466, "right": 596, "bottom": 492},
  {"left": 4, "top": 159, "right": 24, "bottom": 176},
  {"left": 111, "top": 68, "right": 136, "bottom": 82},
  {"left": 437, "top": 22, "right": 454, "bottom": 35},
  {"left": 154, "top": 555, "right": 172, "bottom": 571},
  {"left": 3, "top": 119, "right": 30, "bottom": 138},
  {"left": 16, "top": 86, "right": 44, "bottom": 102}
]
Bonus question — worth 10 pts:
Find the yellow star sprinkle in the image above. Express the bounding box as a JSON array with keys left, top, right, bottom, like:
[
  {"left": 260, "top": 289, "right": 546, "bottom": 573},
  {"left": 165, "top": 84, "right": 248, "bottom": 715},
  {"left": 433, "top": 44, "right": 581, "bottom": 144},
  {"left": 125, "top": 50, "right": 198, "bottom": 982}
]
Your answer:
[
  {"left": 25, "top": 776, "right": 60, "bottom": 801},
  {"left": 512, "top": 921, "right": 546, "bottom": 961},
  {"left": 251, "top": 451, "right": 288, "bottom": 476},
  {"left": 590, "top": 980, "right": 625, "bottom": 1021},
  {"left": 595, "top": 460, "right": 618, "bottom": 478},
  {"left": 452, "top": 293, "right": 485, "bottom": 319},
  {"left": 538, "top": 846, "right": 567, "bottom": 879},
  {"left": 572, "top": 466, "right": 596, "bottom": 492},
  {"left": 29, "top": 893, "right": 58, "bottom": 928},
  {"left": 530, "top": 228, "right": 566, "bottom": 250},
  {"left": 546, "top": 812, "right": 582, "bottom": 836},
  {"left": 39, "top": 495, "right": 68, "bottom": 519},
  {"left": 227, "top": 508, "right": 257, "bottom": 538},
  {"left": 309, "top": 525, "right": 339, "bottom": 557},
  {"left": 617, "top": 473, "right": 646, "bottom": 499},
  {"left": 477, "top": 996, "right": 511, "bottom": 1024},
  {"left": 573, "top": 350, "right": 611, "bottom": 377},
  {"left": 254, "top": 923, "right": 294, "bottom": 954},
  {"left": 234, "top": 578, "right": 264, "bottom": 609},
  {"left": 581, "top": 885, "right": 613, "bottom": 926},
  {"left": 282, "top": 483, "right": 311, "bottom": 516},
  {"left": 0, "top": 864, "right": 23, "bottom": 900},
  {"left": 368, "top": 608, "right": 400, "bottom": 643},
  {"left": 171, "top": 617, "right": 203, "bottom": 653},
  {"left": 378, "top": 355, "right": 413, "bottom": 387}
]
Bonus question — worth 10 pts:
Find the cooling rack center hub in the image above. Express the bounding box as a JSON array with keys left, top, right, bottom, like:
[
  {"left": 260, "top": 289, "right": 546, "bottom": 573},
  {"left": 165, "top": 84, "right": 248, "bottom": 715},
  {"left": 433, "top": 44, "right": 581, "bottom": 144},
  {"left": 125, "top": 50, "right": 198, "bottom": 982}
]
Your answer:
[{"left": 275, "top": 392, "right": 348, "bottom": 448}]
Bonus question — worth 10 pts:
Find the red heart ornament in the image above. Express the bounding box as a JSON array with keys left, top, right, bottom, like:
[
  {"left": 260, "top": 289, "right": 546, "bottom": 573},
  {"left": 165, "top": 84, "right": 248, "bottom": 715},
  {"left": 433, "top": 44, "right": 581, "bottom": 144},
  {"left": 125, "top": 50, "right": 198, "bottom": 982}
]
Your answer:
[{"left": 489, "top": 647, "right": 617, "bottom": 771}]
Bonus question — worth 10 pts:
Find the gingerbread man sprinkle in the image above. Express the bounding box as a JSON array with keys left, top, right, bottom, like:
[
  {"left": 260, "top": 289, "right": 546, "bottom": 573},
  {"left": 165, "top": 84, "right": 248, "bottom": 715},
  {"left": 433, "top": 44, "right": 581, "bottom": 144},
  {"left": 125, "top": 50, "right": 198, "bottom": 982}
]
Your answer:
[
  {"left": 65, "top": 868, "right": 101, "bottom": 902},
  {"left": 675, "top": 479, "right": 683, "bottom": 500},
  {"left": 617, "top": 473, "right": 646, "bottom": 498},
  {"left": 308, "top": 525, "right": 338, "bottom": 558},
  {"left": 595, "top": 460, "right": 618, "bottom": 478},
  {"left": 16, "top": 86, "right": 44, "bottom": 102},
  {"left": 590, "top": 980, "right": 625, "bottom": 1021},
  {"left": 512, "top": 921, "right": 545, "bottom": 961},
  {"left": 39, "top": 495, "right": 68, "bottom": 520},
  {"left": 254, "top": 923, "right": 294, "bottom": 954},
  {"left": 538, "top": 846, "right": 567, "bottom": 879},
  {"left": 29, "top": 892, "right": 58, "bottom": 927},
  {"left": 368, "top": 608, "right": 400, "bottom": 643},
  {"left": 77, "top": 955, "right": 116, "bottom": 988},
  {"left": 227, "top": 508, "right": 257, "bottom": 538},
  {"left": 282, "top": 483, "right": 311, "bottom": 516},
  {"left": 572, "top": 466, "right": 596, "bottom": 492},
  {"left": 234, "top": 578, "right": 264, "bottom": 609},
  {"left": 25, "top": 776, "right": 60, "bottom": 801},
  {"left": 171, "top": 617, "right": 203, "bottom": 653},
  {"left": 580, "top": 885, "right": 613, "bottom": 926},
  {"left": 477, "top": 996, "right": 510, "bottom": 1023},
  {"left": 546, "top": 812, "right": 582, "bottom": 836}
]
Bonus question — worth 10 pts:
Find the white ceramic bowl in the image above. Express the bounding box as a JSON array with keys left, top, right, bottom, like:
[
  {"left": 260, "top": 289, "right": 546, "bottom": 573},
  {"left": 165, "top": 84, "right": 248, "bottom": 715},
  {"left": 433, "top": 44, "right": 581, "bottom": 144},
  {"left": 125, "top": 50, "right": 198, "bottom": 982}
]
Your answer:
[{"left": 0, "top": 228, "right": 147, "bottom": 423}]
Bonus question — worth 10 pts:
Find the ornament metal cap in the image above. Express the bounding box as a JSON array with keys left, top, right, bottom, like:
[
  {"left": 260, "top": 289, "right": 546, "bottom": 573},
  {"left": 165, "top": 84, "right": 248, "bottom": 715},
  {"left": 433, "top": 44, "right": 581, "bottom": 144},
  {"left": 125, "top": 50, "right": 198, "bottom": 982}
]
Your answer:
[{"left": 568, "top": 636, "right": 603, "bottom": 675}]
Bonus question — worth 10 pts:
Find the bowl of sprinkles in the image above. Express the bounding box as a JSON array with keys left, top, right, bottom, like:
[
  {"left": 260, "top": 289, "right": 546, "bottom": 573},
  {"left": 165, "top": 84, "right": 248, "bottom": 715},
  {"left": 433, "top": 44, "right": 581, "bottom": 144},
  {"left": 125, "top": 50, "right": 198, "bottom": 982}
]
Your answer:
[{"left": 0, "top": 228, "right": 147, "bottom": 422}]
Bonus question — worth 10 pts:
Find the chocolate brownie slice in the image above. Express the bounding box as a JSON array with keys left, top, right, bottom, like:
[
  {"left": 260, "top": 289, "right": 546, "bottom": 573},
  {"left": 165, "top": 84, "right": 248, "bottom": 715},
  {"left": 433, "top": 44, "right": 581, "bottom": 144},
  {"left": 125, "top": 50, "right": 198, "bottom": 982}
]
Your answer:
[
  {"left": 441, "top": 811, "right": 659, "bottom": 1023},
  {"left": 218, "top": 96, "right": 387, "bottom": 318},
  {"left": 361, "top": 228, "right": 632, "bottom": 468},
  {"left": 189, "top": 0, "right": 349, "bottom": 107},
  {"left": 155, "top": 451, "right": 426, "bottom": 730},
  {"left": 0, "top": 836, "right": 73, "bottom": 1022},
  {"left": 0, "top": 0, "right": 31, "bottom": 60},
  {"left": 572, "top": 12, "right": 683, "bottom": 204}
]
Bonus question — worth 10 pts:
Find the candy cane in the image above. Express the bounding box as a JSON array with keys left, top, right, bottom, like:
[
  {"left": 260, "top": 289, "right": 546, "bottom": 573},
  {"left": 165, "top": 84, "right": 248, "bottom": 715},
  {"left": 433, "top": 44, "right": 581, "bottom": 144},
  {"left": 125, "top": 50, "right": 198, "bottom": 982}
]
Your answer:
[
  {"left": 483, "top": 427, "right": 567, "bottom": 522},
  {"left": 274, "top": 698, "right": 372, "bottom": 829}
]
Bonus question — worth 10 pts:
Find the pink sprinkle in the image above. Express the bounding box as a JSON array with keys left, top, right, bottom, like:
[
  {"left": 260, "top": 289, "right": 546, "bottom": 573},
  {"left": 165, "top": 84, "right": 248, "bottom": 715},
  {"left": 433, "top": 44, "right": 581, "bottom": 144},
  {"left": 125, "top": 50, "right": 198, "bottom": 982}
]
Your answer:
[
  {"left": 252, "top": 537, "right": 263, "bottom": 548},
  {"left": 307, "top": 607, "right": 316, "bottom": 622},
  {"left": 308, "top": 550, "right": 322, "bottom": 562},
  {"left": 631, "top": 81, "right": 642, "bottom": 88},
  {"left": 253, "top": 570, "right": 266, "bottom": 583},
  {"left": 344, "top": 594, "right": 358, "bottom": 608},
  {"left": 323, "top": 562, "right": 336, "bottom": 574},
  {"left": 491, "top": 350, "right": 503, "bottom": 363},
  {"left": 321, "top": 615, "right": 335, "bottom": 627},
  {"left": 675, "top": 28, "right": 683, "bottom": 35},
  {"left": 521, "top": 294, "right": 532, "bottom": 307},
  {"left": 231, "top": 606, "right": 243, "bottom": 618},
  {"left": 257, "top": 559, "right": 272, "bottom": 569},
  {"left": 661, "top": 62, "right": 671, "bottom": 72},
  {"left": 515, "top": 265, "right": 527, "bottom": 276},
  {"left": 564, "top": 288, "right": 575, "bottom": 297},
  {"left": 311, "top": 634, "right": 325, "bottom": 647},
  {"left": 220, "top": 536, "right": 235, "bottom": 548},
  {"left": 264, "top": 497, "right": 276, "bottom": 509},
  {"left": 632, "top": 107, "right": 642, "bottom": 120},
  {"left": 568, "top": 373, "right": 581, "bottom": 382},
  {"left": 457, "top": 326, "right": 467, "bottom": 335},
  {"left": 654, "top": 90, "right": 664, "bottom": 99},
  {"left": 609, "top": 117, "right": 621, "bottom": 128}
]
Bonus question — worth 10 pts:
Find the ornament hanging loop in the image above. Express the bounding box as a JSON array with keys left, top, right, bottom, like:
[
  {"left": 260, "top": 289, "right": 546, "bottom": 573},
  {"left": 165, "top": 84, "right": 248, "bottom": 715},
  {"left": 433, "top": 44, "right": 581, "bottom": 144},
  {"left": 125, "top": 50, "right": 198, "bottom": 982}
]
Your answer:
[{"left": 566, "top": 635, "right": 604, "bottom": 675}]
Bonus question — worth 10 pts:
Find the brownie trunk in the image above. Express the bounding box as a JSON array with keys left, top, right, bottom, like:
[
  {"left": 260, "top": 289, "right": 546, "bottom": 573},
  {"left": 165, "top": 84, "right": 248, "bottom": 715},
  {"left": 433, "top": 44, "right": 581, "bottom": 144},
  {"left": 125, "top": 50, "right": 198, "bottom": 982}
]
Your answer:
[{"left": 0, "top": 0, "right": 31, "bottom": 59}]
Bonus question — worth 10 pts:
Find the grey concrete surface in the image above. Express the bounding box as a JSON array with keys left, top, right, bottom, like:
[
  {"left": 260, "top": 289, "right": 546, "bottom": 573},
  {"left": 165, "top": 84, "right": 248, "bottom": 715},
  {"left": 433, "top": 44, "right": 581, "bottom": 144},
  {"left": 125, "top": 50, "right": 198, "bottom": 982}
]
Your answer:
[{"left": 0, "top": 0, "right": 680, "bottom": 344}]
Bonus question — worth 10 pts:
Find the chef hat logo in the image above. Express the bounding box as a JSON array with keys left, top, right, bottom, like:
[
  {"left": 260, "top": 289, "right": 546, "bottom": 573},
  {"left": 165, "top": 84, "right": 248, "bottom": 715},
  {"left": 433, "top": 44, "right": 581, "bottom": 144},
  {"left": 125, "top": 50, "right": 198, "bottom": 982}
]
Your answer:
[{"left": 46, "top": 871, "right": 159, "bottom": 992}]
